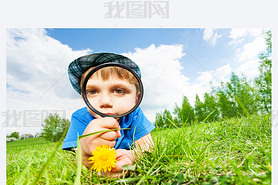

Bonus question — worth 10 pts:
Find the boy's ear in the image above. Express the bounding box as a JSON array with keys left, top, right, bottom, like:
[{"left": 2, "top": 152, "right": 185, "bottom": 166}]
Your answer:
[
  {"left": 81, "top": 93, "right": 85, "bottom": 102},
  {"left": 136, "top": 92, "right": 140, "bottom": 104}
]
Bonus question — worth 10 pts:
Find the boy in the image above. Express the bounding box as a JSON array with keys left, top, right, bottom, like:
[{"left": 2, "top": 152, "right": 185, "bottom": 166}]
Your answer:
[{"left": 62, "top": 53, "right": 155, "bottom": 177}]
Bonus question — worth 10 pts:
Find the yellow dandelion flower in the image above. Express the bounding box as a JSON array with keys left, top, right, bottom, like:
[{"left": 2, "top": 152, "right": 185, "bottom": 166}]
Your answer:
[{"left": 88, "top": 145, "right": 118, "bottom": 172}]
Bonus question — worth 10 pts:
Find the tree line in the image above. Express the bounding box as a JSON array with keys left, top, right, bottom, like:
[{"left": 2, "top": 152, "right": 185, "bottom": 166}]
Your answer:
[
  {"left": 6, "top": 131, "right": 40, "bottom": 142},
  {"left": 155, "top": 31, "right": 272, "bottom": 128}
]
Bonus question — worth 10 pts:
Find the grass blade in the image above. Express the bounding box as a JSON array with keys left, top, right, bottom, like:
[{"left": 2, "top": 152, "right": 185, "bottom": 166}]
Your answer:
[
  {"left": 79, "top": 128, "right": 130, "bottom": 139},
  {"left": 73, "top": 137, "right": 82, "bottom": 185},
  {"left": 201, "top": 110, "right": 215, "bottom": 123},
  {"left": 15, "top": 163, "right": 32, "bottom": 185},
  {"left": 168, "top": 118, "right": 178, "bottom": 129},
  {"left": 136, "top": 148, "right": 167, "bottom": 185},
  {"left": 31, "top": 141, "right": 63, "bottom": 185}
]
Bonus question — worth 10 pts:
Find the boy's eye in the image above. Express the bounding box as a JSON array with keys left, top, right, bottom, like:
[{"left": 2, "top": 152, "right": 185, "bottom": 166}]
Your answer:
[
  {"left": 86, "top": 90, "right": 98, "bottom": 95},
  {"left": 113, "top": 88, "right": 126, "bottom": 94}
]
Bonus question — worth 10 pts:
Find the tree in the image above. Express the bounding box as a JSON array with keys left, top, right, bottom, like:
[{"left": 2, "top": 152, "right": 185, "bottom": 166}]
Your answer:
[
  {"left": 194, "top": 94, "right": 205, "bottom": 122},
  {"left": 41, "top": 113, "right": 70, "bottom": 142},
  {"left": 203, "top": 93, "right": 220, "bottom": 122},
  {"left": 213, "top": 73, "right": 259, "bottom": 118},
  {"left": 155, "top": 112, "right": 164, "bottom": 128},
  {"left": 155, "top": 109, "right": 174, "bottom": 128},
  {"left": 255, "top": 30, "right": 272, "bottom": 113},
  {"left": 8, "top": 132, "right": 20, "bottom": 139},
  {"left": 174, "top": 96, "right": 194, "bottom": 125},
  {"left": 228, "top": 73, "right": 259, "bottom": 115},
  {"left": 214, "top": 83, "right": 237, "bottom": 119},
  {"left": 163, "top": 109, "right": 174, "bottom": 127}
]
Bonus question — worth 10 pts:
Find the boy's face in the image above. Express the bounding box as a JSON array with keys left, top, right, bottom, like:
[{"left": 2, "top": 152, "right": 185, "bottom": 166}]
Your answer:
[{"left": 84, "top": 75, "right": 139, "bottom": 118}]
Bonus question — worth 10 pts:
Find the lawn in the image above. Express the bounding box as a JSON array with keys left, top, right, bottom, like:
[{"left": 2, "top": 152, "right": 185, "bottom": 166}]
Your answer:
[{"left": 6, "top": 114, "right": 271, "bottom": 184}]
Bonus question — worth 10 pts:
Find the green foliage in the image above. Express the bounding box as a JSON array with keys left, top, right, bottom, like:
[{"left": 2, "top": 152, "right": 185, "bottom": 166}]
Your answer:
[
  {"left": 264, "top": 30, "right": 272, "bottom": 56},
  {"left": 194, "top": 93, "right": 220, "bottom": 123},
  {"left": 8, "top": 131, "right": 20, "bottom": 139},
  {"left": 255, "top": 30, "right": 272, "bottom": 113},
  {"left": 155, "top": 30, "right": 271, "bottom": 128},
  {"left": 6, "top": 114, "right": 271, "bottom": 184},
  {"left": 203, "top": 93, "right": 220, "bottom": 121},
  {"left": 173, "top": 96, "right": 194, "bottom": 125},
  {"left": 255, "top": 58, "right": 271, "bottom": 113},
  {"left": 155, "top": 109, "right": 174, "bottom": 128},
  {"left": 194, "top": 94, "right": 205, "bottom": 122},
  {"left": 41, "top": 113, "right": 70, "bottom": 142},
  {"left": 215, "top": 72, "right": 259, "bottom": 118}
]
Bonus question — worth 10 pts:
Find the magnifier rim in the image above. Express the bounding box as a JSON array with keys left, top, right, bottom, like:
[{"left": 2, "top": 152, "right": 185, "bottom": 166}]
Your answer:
[{"left": 81, "top": 62, "right": 144, "bottom": 118}]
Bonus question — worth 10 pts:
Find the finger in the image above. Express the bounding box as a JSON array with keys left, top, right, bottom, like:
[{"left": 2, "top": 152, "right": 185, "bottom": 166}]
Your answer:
[
  {"left": 98, "top": 171, "right": 124, "bottom": 178},
  {"left": 98, "top": 117, "right": 120, "bottom": 129},
  {"left": 115, "top": 129, "right": 121, "bottom": 138},
  {"left": 99, "top": 131, "right": 118, "bottom": 141},
  {"left": 93, "top": 140, "right": 116, "bottom": 149},
  {"left": 110, "top": 159, "right": 133, "bottom": 173}
]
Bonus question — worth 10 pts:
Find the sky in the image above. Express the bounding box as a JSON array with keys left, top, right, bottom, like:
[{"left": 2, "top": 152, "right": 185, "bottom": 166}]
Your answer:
[{"left": 5, "top": 28, "right": 268, "bottom": 135}]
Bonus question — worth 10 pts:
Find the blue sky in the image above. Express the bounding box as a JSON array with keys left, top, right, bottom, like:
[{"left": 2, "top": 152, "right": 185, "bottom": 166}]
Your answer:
[
  {"left": 5, "top": 28, "right": 267, "bottom": 134},
  {"left": 46, "top": 28, "right": 222, "bottom": 80},
  {"left": 46, "top": 28, "right": 263, "bottom": 83}
]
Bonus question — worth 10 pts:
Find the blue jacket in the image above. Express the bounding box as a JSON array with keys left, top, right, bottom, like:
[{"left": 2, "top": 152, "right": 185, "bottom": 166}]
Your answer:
[{"left": 62, "top": 107, "right": 155, "bottom": 151}]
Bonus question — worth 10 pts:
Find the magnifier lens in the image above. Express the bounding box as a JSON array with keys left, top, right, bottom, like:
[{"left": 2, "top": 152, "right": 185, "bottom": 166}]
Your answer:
[{"left": 81, "top": 63, "right": 143, "bottom": 118}]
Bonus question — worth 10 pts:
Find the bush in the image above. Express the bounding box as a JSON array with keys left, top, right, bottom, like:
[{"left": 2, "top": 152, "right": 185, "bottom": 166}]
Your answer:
[{"left": 41, "top": 113, "right": 70, "bottom": 142}]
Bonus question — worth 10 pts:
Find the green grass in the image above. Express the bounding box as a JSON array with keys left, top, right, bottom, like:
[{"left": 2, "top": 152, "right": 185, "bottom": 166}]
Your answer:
[
  {"left": 6, "top": 137, "right": 48, "bottom": 148},
  {"left": 6, "top": 114, "right": 271, "bottom": 184}
]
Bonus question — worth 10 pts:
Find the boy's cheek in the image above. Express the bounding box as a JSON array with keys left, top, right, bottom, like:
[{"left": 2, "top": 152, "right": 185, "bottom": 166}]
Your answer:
[{"left": 87, "top": 107, "right": 102, "bottom": 119}]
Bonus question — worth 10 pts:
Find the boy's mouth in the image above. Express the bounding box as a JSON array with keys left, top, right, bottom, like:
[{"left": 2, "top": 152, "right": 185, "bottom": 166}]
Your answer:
[
  {"left": 103, "top": 113, "right": 121, "bottom": 121},
  {"left": 100, "top": 112, "right": 121, "bottom": 121},
  {"left": 104, "top": 113, "right": 115, "bottom": 115}
]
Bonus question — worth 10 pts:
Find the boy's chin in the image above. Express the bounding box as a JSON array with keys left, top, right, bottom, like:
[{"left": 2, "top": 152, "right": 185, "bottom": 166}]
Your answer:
[
  {"left": 87, "top": 108, "right": 122, "bottom": 121},
  {"left": 87, "top": 108, "right": 101, "bottom": 118}
]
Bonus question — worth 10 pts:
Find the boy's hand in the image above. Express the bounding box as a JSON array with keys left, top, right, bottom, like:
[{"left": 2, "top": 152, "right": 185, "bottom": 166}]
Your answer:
[
  {"left": 99, "top": 149, "right": 135, "bottom": 178},
  {"left": 80, "top": 117, "right": 121, "bottom": 159}
]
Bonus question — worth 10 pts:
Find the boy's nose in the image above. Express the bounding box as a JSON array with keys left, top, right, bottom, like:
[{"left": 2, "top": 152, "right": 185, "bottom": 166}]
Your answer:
[{"left": 99, "top": 93, "right": 113, "bottom": 109}]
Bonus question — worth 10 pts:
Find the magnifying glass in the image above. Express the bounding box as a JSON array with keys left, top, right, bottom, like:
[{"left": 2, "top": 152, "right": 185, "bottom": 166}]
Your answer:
[{"left": 81, "top": 63, "right": 144, "bottom": 118}]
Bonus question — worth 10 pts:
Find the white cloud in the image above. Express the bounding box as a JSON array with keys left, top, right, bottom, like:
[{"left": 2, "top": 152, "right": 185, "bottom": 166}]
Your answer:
[
  {"left": 235, "top": 59, "right": 260, "bottom": 80},
  {"left": 123, "top": 45, "right": 232, "bottom": 120},
  {"left": 197, "top": 64, "right": 232, "bottom": 87},
  {"left": 123, "top": 44, "right": 190, "bottom": 120},
  {"left": 235, "top": 35, "right": 266, "bottom": 62},
  {"left": 203, "top": 28, "right": 222, "bottom": 46},
  {"left": 193, "top": 64, "right": 232, "bottom": 102},
  {"left": 6, "top": 28, "right": 91, "bottom": 99},
  {"left": 228, "top": 28, "right": 262, "bottom": 45},
  {"left": 233, "top": 30, "right": 267, "bottom": 81},
  {"left": 6, "top": 28, "right": 90, "bottom": 134}
]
